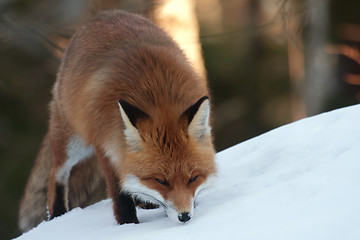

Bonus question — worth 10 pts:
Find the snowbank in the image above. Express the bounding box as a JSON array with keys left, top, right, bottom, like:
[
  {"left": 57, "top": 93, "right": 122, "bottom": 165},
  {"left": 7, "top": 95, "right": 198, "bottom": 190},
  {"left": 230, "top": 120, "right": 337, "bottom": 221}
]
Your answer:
[{"left": 16, "top": 105, "right": 360, "bottom": 240}]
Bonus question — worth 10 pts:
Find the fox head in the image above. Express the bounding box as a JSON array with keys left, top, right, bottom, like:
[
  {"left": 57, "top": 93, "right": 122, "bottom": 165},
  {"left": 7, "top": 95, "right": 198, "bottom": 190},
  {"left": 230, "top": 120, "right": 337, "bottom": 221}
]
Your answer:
[{"left": 118, "top": 96, "right": 216, "bottom": 223}]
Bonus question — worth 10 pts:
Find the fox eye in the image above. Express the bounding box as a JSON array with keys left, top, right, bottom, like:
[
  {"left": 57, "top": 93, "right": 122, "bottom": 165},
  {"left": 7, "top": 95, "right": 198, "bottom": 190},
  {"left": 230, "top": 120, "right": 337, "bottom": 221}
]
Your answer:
[
  {"left": 188, "top": 175, "right": 199, "bottom": 184},
  {"left": 155, "top": 178, "right": 169, "bottom": 186}
]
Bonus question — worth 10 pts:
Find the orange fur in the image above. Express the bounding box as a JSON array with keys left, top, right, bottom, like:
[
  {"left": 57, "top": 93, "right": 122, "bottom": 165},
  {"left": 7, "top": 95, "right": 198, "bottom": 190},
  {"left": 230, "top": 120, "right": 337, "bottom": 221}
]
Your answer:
[{"left": 19, "top": 10, "right": 216, "bottom": 230}]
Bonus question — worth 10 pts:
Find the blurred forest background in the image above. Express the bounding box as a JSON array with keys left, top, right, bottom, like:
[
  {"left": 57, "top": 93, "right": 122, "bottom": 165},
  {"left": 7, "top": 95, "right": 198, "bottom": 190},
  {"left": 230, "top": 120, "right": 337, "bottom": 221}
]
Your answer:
[{"left": 1, "top": 0, "right": 360, "bottom": 238}]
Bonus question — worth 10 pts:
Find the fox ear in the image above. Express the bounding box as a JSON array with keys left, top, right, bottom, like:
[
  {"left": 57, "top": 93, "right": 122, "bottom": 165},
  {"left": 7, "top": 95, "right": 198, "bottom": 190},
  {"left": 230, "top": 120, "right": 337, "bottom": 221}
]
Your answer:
[
  {"left": 118, "top": 100, "right": 148, "bottom": 151},
  {"left": 182, "top": 96, "right": 211, "bottom": 141}
]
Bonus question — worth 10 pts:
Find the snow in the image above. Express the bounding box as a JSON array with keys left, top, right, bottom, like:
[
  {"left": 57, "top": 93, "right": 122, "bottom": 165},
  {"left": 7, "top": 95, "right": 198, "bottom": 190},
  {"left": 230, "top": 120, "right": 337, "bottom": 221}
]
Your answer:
[{"left": 16, "top": 104, "right": 360, "bottom": 240}]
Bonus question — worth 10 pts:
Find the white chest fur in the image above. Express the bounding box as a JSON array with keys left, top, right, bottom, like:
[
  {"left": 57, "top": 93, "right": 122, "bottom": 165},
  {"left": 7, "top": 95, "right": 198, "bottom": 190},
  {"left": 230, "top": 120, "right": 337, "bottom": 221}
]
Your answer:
[{"left": 56, "top": 136, "right": 95, "bottom": 184}]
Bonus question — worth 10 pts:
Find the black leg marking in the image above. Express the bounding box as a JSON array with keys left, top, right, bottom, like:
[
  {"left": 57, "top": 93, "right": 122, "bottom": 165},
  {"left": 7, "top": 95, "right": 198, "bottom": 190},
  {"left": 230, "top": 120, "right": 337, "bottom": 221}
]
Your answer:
[
  {"left": 115, "top": 192, "right": 139, "bottom": 224},
  {"left": 51, "top": 183, "right": 67, "bottom": 219}
]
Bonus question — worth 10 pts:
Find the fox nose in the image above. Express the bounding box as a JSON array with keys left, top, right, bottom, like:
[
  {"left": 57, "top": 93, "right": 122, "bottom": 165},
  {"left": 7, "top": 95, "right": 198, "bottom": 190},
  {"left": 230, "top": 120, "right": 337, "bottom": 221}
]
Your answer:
[{"left": 178, "top": 212, "right": 191, "bottom": 222}]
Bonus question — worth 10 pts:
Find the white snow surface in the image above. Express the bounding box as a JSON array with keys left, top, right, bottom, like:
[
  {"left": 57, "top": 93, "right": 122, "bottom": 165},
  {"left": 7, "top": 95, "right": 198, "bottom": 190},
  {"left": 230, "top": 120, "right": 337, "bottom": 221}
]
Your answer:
[{"left": 16, "top": 105, "right": 360, "bottom": 240}]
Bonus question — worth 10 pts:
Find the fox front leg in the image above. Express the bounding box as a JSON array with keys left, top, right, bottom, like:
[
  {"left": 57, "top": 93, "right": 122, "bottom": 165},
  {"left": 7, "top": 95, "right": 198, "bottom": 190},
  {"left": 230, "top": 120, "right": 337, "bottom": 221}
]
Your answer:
[
  {"left": 47, "top": 137, "right": 69, "bottom": 220},
  {"left": 114, "top": 191, "right": 139, "bottom": 224},
  {"left": 96, "top": 149, "right": 139, "bottom": 224},
  {"left": 47, "top": 165, "right": 68, "bottom": 220}
]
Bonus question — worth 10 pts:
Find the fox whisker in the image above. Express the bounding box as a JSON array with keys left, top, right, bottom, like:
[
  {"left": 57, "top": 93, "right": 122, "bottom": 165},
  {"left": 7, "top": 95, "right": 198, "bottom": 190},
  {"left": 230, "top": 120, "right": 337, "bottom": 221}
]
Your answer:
[{"left": 132, "top": 192, "right": 167, "bottom": 209}]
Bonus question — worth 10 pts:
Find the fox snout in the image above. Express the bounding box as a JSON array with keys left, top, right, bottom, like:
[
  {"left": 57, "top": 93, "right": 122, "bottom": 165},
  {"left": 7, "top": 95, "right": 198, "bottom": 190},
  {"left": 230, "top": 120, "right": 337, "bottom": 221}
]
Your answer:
[
  {"left": 122, "top": 174, "right": 202, "bottom": 223},
  {"left": 164, "top": 185, "right": 196, "bottom": 223},
  {"left": 165, "top": 201, "right": 195, "bottom": 223}
]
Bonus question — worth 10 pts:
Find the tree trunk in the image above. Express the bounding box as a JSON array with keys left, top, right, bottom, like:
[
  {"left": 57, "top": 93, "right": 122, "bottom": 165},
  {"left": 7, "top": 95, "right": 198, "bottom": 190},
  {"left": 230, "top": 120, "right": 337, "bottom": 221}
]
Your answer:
[
  {"left": 305, "top": 0, "right": 334, "bottom": 116},
  {"left": 153, "top": 0, "right": 206, "bottom": 78}
]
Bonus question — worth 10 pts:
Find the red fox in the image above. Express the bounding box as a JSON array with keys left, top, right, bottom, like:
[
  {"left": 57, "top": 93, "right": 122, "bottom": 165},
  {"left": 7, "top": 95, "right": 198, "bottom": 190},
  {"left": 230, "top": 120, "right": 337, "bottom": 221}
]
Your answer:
[{"left": 18, "top": 10, "right": 216, "bottom": 232}]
